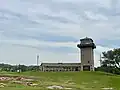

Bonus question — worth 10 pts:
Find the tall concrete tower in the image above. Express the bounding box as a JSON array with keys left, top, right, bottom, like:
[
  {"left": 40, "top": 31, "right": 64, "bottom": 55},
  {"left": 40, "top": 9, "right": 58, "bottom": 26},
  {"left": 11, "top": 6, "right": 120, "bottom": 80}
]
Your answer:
[{"left": 77, "top": 37, "right": 96, "bottom": 71}]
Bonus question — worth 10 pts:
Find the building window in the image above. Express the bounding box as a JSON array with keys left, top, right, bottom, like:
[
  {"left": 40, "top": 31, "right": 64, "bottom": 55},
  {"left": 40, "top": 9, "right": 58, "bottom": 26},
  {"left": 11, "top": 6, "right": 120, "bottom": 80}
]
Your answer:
[{"left": 88, "top": 61, "right": 90, "bottom": 63}]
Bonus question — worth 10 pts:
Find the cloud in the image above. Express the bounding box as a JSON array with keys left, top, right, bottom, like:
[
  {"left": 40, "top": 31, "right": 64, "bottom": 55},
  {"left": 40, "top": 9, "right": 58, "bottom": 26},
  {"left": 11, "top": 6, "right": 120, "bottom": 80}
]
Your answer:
[
  {"left": 84, "top": 11, "right": 108, "bottom": 21},
  {"left": 0, "top": 0, "right": 119, "bottom": 67}
]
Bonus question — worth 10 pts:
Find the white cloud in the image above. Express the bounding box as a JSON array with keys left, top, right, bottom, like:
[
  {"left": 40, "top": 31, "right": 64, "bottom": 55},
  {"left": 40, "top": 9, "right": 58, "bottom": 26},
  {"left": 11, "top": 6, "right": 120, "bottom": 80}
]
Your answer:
[
  {"left": 0, "top": 0, "right": 118, "bottom": 67},
  {"left": 1, "top": 39, "right": 77, "bottom": 49},
  {"left": 84, "top": 11, "right": 108, "bottom": 20},
  {"left": 95, "top": 45, "right": 113, "bottom": 53}
]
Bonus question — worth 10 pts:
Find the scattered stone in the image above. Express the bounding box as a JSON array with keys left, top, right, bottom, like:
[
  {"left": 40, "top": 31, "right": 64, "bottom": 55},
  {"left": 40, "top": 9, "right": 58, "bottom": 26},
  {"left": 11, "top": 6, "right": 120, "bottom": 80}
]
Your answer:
[
  {"left": 30, "top": 83, "right": 38, "bottom": 86},
  {"left": 15, "top": 77, "right": 33, "bottom": 81},
  {"left": 47, "top": 85, "right": 72, "bottom": 90},
  {"left": 0, "top": 83, "right": 6, "bottom": 86},
  {"left": 0, "top": 76, "right": 38, "bottom": 88},
  {"left": 12, "top": 81, "right": 23, "bottom": 84},
  {"left": 26, "top": 82, "right": 33, "bottom": 86},
  {"left": 0, "top": 77, "right": 12, "bottom": 81},
  {"left": 16, "top": 77, "right": 22, "bottom": 81},
  {"left": 0, "top": 85, "right": 4, "bottom": 88},
  {"left": 47, "top": 85, "right": 63, "bottom": 89},
  {"left": 0, "top": 76, "right": 34, "bottom": 82},
  {"left": 25, "top": 82, "right": 37, "bottom": 86},
  {"left": 23, "top": 78, "right": 33, "bottom": 81},
  {"left": 64, "top": 87, "right": 72, "bottom": 89},
  {"left": 102, "top": 88, "right": 113, "bottom": 90},
  {"left": 0, "top": 83, "right": 7, "bottom": 88}
]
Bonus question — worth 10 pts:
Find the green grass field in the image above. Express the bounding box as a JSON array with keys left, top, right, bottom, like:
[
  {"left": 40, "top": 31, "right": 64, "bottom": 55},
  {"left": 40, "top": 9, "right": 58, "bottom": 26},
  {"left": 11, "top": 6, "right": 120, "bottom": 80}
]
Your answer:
[{"left": 0, "top": 71, "right": 119, "bottom": 90}]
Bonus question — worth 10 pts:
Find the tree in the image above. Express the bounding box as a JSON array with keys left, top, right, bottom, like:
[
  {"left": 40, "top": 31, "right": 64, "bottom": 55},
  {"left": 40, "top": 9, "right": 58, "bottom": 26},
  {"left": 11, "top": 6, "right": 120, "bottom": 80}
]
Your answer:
[{"left": 100, "top": 48, "right": 120, "bottom": 74}]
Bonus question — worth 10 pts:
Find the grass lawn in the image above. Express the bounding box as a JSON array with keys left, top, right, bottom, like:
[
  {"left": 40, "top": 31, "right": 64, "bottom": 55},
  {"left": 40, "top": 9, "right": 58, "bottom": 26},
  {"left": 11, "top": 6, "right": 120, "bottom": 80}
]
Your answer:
[{"left": 0, "top": 71, "right": 119, "bottom": 90}]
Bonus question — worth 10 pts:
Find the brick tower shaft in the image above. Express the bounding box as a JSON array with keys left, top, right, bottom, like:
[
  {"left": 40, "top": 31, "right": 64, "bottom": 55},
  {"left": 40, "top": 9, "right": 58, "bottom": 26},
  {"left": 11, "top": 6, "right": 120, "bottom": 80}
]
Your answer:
[{"left": 77, "top": 37, "right": 96, "bottom": 71}]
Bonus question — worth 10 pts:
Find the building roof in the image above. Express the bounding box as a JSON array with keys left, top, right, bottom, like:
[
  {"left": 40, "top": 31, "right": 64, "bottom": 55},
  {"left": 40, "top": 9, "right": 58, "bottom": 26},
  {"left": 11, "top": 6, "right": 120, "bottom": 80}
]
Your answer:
[
  {"left": 77, "top": 37, "right": 96, "bottom": 49},
  {"left": 80, "top": 37, "right": 93, "bottom": 42},
  {"left": 41, "top": 63, "right": 81, "bottom": 67}
]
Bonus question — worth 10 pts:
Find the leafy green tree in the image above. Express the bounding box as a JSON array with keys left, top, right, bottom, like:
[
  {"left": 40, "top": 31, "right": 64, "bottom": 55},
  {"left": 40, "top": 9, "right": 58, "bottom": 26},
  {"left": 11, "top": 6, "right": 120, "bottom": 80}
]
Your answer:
[{"left": 98, "top": 48, "right": 120, "bottom": 74}]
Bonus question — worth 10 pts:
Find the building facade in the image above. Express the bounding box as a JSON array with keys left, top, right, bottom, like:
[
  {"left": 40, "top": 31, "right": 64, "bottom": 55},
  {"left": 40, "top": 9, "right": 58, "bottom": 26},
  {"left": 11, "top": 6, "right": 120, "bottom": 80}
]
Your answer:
[{"left": 40, "top": 63, "right": 81, "bottom": 72}]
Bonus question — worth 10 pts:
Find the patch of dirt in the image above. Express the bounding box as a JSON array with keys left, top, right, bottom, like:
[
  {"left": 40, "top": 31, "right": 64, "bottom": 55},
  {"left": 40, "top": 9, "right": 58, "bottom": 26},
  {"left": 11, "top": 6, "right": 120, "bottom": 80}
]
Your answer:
[
  {"left": 47, "top": 85, "right": 63, "bottom": 89},
  {"left": 0, "top": 76, "right": 34, "bottom": 81},
  {"left": 0, "top": 76, "right": 38, "bottom": 88},
  {"left": 47, "top": 85, "right": 72, "bottom": 90}
]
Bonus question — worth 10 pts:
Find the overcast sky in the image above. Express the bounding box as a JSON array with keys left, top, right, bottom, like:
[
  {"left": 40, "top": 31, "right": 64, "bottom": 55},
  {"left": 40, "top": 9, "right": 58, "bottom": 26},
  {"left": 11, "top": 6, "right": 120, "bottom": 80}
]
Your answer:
[{"left": 0, "top": 0, "right": 119, "bottom": 67}]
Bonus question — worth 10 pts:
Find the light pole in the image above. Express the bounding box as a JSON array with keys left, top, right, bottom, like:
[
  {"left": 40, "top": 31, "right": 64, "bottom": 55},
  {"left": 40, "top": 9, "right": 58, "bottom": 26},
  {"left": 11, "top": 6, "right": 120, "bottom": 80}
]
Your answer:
[{"left": 37, "top": 54, "right": 39, "bottom": 66}]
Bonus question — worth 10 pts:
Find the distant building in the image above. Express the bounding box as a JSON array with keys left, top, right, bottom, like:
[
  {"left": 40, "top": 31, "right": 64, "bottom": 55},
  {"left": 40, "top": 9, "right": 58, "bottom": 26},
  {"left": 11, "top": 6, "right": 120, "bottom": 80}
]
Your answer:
[
  {"left": 40, "top": 37, "right": 96, "bottom": 72},
  {"left": 40, "top": 63, "right": 81, "bottom": 72}
]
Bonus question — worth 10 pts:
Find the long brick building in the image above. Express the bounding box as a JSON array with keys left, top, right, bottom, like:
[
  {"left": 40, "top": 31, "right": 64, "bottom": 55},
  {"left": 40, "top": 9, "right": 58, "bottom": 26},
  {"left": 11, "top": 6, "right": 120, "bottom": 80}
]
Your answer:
[{"left": 40, "top": 63, "right": 81, "bottom": 72}]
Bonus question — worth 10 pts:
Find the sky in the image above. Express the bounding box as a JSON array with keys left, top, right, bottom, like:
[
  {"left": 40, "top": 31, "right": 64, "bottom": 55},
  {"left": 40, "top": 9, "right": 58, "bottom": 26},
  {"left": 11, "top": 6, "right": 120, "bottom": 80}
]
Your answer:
[{"left": 0, "top": 0, "right": 119, "bottom": 67}]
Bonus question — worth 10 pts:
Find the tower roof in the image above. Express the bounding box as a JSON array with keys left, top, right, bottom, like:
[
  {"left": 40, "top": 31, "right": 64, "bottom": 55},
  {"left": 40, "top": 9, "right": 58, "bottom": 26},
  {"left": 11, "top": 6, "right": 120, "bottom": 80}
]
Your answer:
[
  {"left": 80, "top": 37, "right": 93, "bottom": 42},
  {"left": 77, "top": 37, "right": 96, "bottom": 49}
]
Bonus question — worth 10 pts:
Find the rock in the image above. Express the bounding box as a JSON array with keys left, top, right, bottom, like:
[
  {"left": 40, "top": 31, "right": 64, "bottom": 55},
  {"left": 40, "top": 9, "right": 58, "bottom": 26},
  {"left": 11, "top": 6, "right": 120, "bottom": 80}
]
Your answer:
[
  {"left": 64, "top": 87, "right": 72, "bottom": 89},
  {"left": 0, "top": 83, "right": 7, "bottom": 88},
  {"left": 0, "top": 85, "right": 4, "bottom": 88},
  {"left": 47, "top": 85, "right": 63, "bottom": 89},
  {"left": 26, "top": 82, "right": 38, "bottom": 86},
  {"left": 47, "top": 85, "right": 72, "bottom": 90},
  {"left": 12, "top": 81, "right": 23, "bottom": 84},
  {"left": 102, "top": 88, "right": 113, "bottom": 90}
]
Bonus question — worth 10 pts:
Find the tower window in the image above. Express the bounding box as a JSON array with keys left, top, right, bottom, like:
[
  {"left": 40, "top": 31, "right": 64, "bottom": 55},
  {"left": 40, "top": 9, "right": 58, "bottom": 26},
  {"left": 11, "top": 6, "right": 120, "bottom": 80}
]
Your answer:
[{"left": 88, "top": 61, "right": 90, "bottom": 63}]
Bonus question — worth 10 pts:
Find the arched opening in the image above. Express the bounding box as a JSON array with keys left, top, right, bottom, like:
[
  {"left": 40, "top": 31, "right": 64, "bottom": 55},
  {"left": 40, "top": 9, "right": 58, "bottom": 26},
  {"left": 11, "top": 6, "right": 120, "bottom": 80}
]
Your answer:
[
  {"left": 83, "top": 65, "right": 90, "bottom": 71},
  {"left": 75, "top": 67, "right": 78, "bottom": 71}
]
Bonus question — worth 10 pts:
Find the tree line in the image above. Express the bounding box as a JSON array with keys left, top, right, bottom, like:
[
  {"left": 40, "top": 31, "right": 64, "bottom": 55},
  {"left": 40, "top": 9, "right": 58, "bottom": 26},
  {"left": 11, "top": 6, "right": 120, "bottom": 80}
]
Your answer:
[
  {"left": 96, "top": 48, "right": 120, "bottom": 74},
  {"left": 0, "top": 64, "right": 39, "bottom": 72}
]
